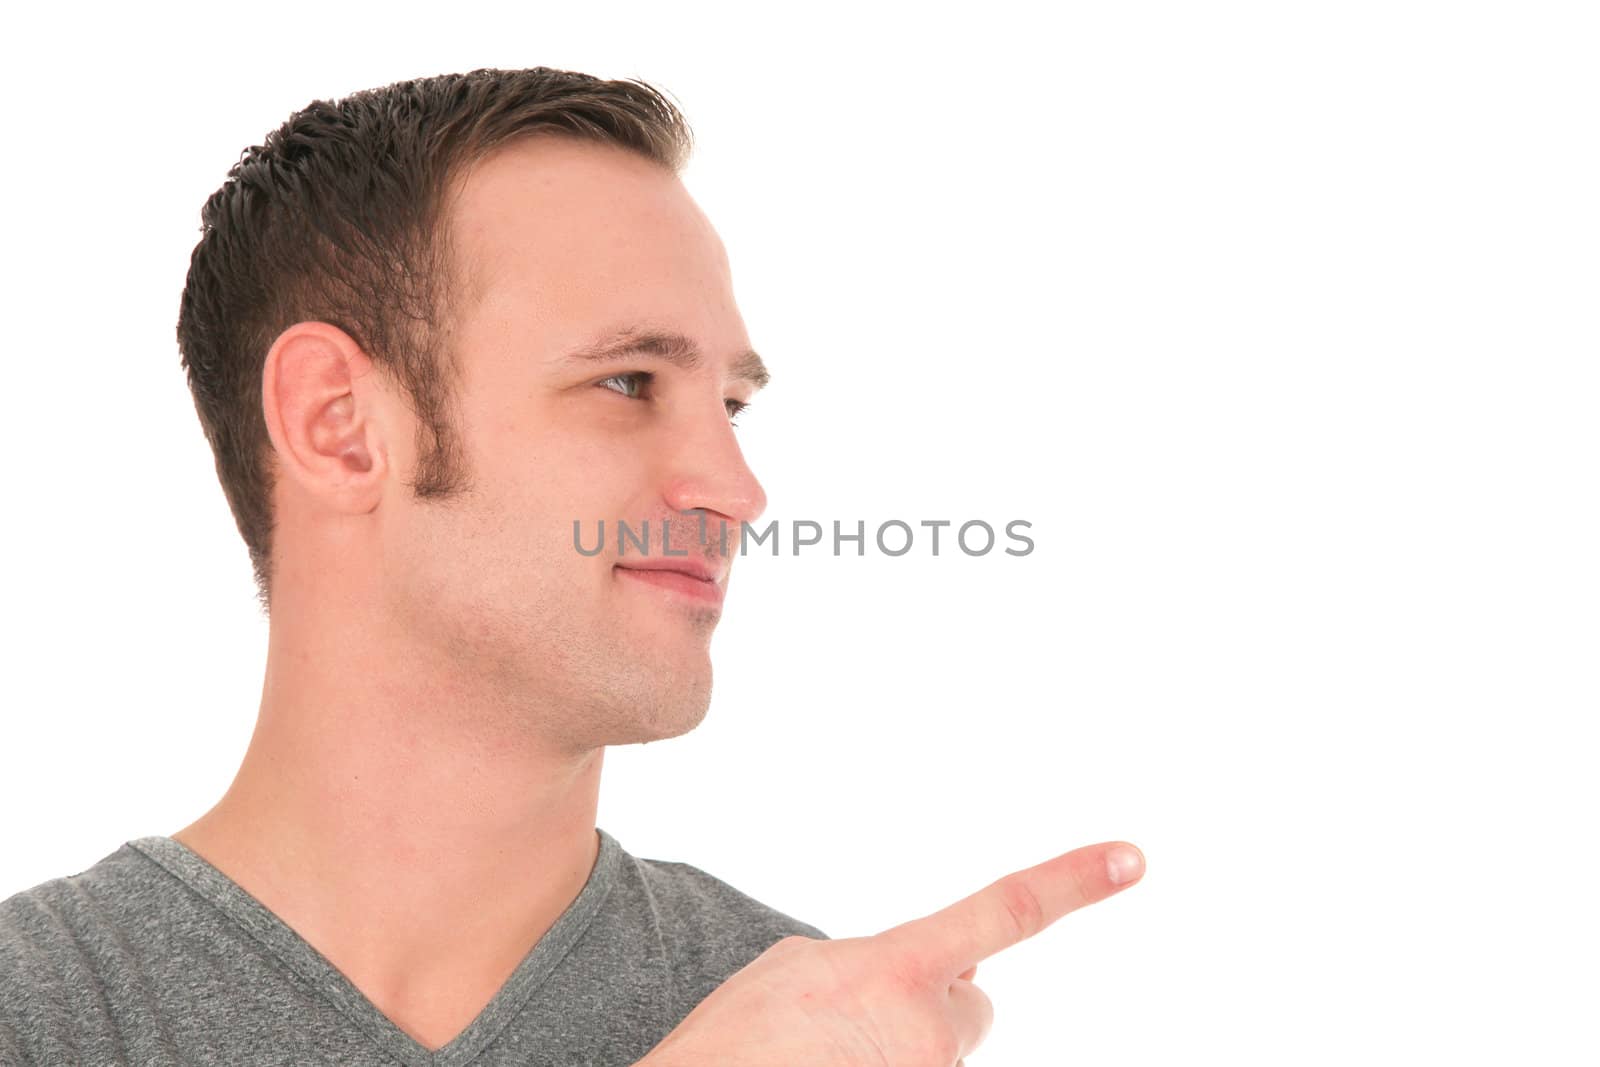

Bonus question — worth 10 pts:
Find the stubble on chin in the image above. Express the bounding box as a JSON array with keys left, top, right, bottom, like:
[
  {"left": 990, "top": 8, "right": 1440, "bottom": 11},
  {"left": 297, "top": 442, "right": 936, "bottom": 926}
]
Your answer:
[{"left": 543, "top": 633, "right": 714, "bottom": 749}]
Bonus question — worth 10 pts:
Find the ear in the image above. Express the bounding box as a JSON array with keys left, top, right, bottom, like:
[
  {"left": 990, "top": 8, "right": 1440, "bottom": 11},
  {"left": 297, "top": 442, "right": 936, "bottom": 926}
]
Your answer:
[{"left": 261, "top": 321, "right": 390, "bottom": 515}]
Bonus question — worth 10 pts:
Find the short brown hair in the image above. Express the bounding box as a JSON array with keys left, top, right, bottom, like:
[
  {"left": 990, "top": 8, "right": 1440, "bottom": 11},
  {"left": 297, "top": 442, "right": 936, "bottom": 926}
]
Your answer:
[{"left": 176, "top": 67, "right": 693, "bottom": 614}]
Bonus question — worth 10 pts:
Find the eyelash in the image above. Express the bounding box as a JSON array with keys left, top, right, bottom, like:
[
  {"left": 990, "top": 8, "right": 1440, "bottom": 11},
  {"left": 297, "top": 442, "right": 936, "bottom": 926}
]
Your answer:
[{"left": 597, "top": 371, "right": 750, "bottom": 425}]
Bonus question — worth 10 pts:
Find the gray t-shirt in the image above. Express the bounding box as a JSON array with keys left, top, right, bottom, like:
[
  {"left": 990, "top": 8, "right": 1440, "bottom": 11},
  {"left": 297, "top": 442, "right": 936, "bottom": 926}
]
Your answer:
[{"left": 0, "top": 827, "right": 827, "bottom": 1066}]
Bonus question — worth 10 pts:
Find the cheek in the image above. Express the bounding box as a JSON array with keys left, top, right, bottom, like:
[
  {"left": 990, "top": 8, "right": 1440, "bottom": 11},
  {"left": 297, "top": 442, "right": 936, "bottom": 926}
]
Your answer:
[
  {"left": 547, "top": 437, "right": 648, "bottom": 516},
  {"left": 472, "top": 401, "right": 654, "bottom": 557},
  {"left": 477, "top": 463, "right": 627, "bottom": 593}
]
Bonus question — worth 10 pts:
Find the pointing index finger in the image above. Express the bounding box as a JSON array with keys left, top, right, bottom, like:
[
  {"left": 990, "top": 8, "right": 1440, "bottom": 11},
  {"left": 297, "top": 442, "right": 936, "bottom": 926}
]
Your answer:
[{"left": 877, "top": 841, "right": 1145, "bottom": 981}]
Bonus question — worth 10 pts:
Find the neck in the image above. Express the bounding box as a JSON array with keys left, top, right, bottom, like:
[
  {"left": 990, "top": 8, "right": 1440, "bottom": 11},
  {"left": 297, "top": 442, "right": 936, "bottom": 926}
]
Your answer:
[{"left": 172, "top": 590, "right": 606, "bottom": 1045}]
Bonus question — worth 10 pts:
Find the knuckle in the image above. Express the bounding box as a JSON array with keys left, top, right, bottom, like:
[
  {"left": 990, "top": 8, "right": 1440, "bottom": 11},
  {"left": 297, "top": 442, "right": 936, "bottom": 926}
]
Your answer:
[
  {"left": 768, "top": 933, "right": 818, "bottom": 956},
  {"left": 756, "top": 934, "right": 815, "bottom": 967},
  {"left": 882, "top": 944, "right": 931, "bottom": 997},
  {"left": 996, "top": 875, "right": 1047, "bottom": 942},
  {"left": 860, "top": 931, "right": 924, "bottom": 990}
]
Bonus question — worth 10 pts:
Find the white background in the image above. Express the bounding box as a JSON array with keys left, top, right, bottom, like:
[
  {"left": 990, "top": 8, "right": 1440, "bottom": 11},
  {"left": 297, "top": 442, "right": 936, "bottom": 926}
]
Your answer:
[{"left": 1, "top": 2, "right": 1596, "bottom": 1063}]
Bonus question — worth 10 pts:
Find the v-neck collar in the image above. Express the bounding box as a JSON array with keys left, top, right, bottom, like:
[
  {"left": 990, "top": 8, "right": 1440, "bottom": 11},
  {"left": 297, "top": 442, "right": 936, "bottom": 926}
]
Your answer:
[{"left": 126, "top": 827, "right": 620, "bottom": 1067}]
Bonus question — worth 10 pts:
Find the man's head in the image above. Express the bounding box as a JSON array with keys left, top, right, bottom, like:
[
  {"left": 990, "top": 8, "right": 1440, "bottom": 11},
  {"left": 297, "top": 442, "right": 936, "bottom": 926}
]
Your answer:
[{"left": 177, "top": 69, "right": 768, "bottom": 751}]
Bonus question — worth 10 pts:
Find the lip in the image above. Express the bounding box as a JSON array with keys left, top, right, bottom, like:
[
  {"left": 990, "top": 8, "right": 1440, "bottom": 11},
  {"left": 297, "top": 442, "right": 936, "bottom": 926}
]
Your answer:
[{"left": 614, "top": 561, "right": 727, "bottom": 605}]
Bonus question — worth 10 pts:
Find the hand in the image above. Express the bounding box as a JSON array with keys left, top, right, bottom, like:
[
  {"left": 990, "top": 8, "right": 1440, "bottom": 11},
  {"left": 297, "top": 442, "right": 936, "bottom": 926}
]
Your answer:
[{"left": 641, "top": 840, "right": 1145, "bottom": 1066}]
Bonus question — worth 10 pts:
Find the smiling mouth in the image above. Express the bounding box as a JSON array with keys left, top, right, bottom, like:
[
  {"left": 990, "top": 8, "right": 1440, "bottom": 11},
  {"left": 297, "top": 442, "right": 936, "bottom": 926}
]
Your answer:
[{"left": 614, "top": 564, "right": 725, "bottom": 606}]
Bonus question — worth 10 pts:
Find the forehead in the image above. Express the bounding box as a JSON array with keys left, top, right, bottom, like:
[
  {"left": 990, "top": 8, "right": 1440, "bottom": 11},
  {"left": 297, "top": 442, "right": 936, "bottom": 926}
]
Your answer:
[{"left": 445, "top": 135, "right": 731, "bottom": 339}]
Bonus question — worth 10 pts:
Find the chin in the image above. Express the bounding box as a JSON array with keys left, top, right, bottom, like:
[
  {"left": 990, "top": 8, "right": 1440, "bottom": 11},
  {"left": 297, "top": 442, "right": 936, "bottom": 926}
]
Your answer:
[
  {"left": 643, "top": 706, "right": 710, "bottom": 744},
  {"left": 582, "top": 654, "right": 713, "bottom": 747},
  {"left": 650, "top": 671, "right": 714, "bottom": 739},
  {"left": 597, "top": 695, "right": 709, "bottom": 748}
]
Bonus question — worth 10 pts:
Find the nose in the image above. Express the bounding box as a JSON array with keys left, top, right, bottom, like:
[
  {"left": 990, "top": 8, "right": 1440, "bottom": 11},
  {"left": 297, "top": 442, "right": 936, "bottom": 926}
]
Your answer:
[{"left": 659, "top": 397, "right": 768, "bottom": 533}]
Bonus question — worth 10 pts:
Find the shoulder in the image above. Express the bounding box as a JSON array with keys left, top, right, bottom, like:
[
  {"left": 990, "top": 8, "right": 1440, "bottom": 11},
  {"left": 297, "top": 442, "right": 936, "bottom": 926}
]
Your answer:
[
  {"left": 0, "top": 844, "right": 156, "bottom": 1057},
  {"left": 1, "top": 846, "right": 132, "bottom": 980},
  {"left": 612, "top": 842, "right": 828, "bottom": 976},
  {"left": 637, "top": 852, "right": 827, "bottom": 938},
  {"left": 1, "top": 843, "right": 165, "bottom": 950},
  {"left": 604, "top": 842, "right": 827, "bottom": 1022}
]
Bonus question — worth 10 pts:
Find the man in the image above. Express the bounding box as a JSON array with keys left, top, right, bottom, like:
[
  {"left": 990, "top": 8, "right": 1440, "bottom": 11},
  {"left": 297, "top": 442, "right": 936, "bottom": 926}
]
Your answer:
[{"left": 1, "top": 67, "right": 1143, "bottom": 1067}]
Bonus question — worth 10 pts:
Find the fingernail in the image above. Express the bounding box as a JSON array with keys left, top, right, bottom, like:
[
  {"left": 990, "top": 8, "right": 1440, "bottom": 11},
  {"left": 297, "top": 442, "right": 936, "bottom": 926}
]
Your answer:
[{"left": 1106, "top": 845, "right": 1144, "bottom": 886}]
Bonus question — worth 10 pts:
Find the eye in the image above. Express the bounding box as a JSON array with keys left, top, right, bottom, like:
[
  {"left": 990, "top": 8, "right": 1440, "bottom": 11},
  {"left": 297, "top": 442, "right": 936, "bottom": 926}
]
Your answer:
[
  {"left": 726, "top": 398, "right": 750, "bottom": 426},
  {"left": 597, "top": 371, "right": 652, "bottom": 399}
]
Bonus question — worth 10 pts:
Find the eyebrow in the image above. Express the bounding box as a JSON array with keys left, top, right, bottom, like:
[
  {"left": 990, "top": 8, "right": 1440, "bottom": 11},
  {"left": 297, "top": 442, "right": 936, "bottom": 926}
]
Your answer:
[{"left": 561, "top": 326, "right": 771, "bottom": 389}]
